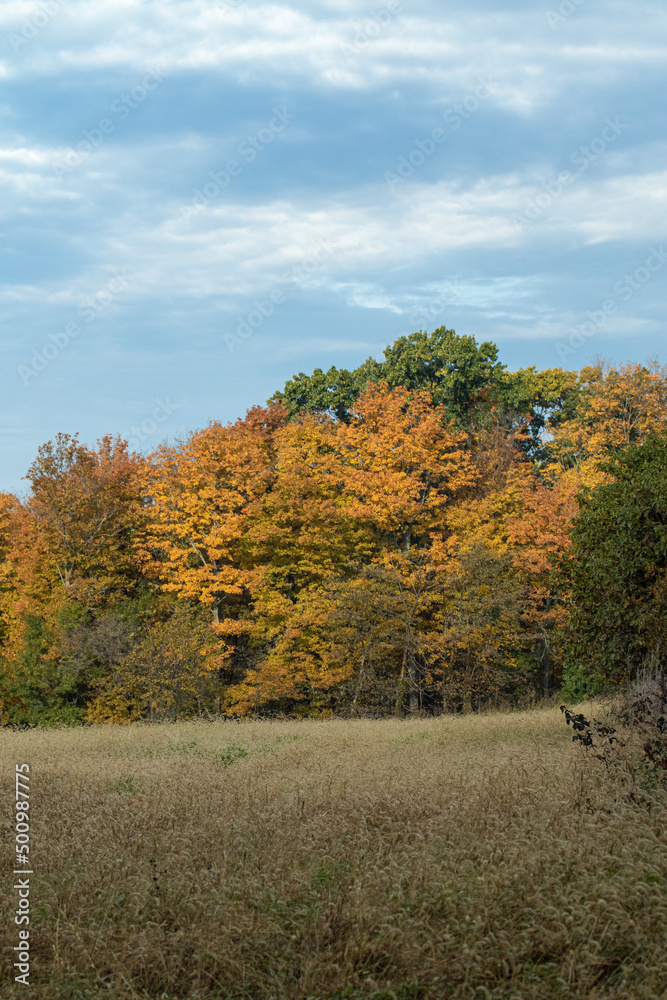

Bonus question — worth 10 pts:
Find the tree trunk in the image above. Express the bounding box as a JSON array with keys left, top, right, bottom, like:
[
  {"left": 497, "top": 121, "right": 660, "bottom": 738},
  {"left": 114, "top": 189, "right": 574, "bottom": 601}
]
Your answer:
[
  {"left": 352, "top": 650, "right": 367, "bottom": 710},
  {"left": 408, "top": 651, "right": 418, "bottom": 714},
  {"left": 542, "top": 642, "right": 551, "bottom": 699},
  {"left": 212, "top": 560, "right": 221, "bottom": 623},
  {"left": 395, "top": 645, "right": 407, "bottom": 714}
]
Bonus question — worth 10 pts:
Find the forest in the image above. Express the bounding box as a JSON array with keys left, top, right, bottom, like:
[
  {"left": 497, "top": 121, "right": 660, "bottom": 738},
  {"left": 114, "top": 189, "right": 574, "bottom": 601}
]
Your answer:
[{"left": 1, "top": 327, "right": 666, "bottom": 725}]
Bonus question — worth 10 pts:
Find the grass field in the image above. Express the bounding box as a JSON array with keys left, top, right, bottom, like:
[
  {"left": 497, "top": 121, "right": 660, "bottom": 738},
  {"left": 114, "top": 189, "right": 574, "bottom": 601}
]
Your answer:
[{"left": 2, "top": 707, "right": 667, "bottom": 999}]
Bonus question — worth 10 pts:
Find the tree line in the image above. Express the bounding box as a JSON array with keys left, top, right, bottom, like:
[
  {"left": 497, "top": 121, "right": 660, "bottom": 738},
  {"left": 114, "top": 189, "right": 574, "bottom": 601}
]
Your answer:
[{"left": 1, "top": 327, "right": 666, "bottom": 724}]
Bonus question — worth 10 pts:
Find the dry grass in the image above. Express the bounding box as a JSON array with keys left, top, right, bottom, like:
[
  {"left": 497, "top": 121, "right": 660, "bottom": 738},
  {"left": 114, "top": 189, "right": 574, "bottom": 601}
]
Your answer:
[{"left": 1, "top": 707, "right": 667, "bottom": 999}]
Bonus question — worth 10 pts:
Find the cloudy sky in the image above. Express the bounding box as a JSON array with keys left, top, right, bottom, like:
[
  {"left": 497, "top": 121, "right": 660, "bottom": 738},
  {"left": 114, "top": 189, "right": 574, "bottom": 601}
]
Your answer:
[{"left": 1, "top": 0, "right": 665, "bottom": 493}]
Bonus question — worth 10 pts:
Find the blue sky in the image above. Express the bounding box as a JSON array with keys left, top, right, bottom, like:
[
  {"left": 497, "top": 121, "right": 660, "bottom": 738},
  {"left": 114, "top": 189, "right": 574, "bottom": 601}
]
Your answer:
[{"left": 1, "top": 0, "right": 665, "bottom": 494}]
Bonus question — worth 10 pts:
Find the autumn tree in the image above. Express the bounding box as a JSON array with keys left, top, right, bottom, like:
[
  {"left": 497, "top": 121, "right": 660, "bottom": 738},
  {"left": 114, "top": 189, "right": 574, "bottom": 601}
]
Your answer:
[
  {"left": 549, "top": 360, "right": 667, "bottom": 468},
  {"left": 0, "top": 494, "right": 50, "bottom": 649},
  {"left": 24, "top": 433, "right": 145, "bottom": 606},
  {"left": 142, "top": 404, "right": 285, "bottom": 625},
  {"left": 225, "top": 387, "right": 478, "bottom": 715},
  {"left": 4, "top": 338, "right": 667, "bottom": 723},
  {"left": 376, "top": 551, "right": 443, "bottom": 714},
  {"left": 0, "top": 491, "right": 82, "bottom": 724},
  {"left": 274, "top": 329, "right": 579, "bottom": 463},
  {"left": 227, "top": 554, "right": 441, "bottom": 718},
  {"left": 318, "top": 565, "right": 405, "bottom": 712},
  {"left": 0, "top": 434, "right": 149, "bottom": 722},
  {"left": 88, "top": 603, "right": 227, "bottom": 722},
  {"left": 244, "top": 414, "right": 370, "bottom": 600},
  {"left": 223, "top": 414, "right": 374, "bottom": 715},
  {"left": 432, "top": 543, "right": 527, "bottom": 711},
  {"left": 325, "top": 384, "right": 474, "bottom": 712},
  {"left": 338, "top": 383, "right": 477, "bottom": 552},
  {"left": 331, "top": 385, "right": 479, "bottom": 712}
]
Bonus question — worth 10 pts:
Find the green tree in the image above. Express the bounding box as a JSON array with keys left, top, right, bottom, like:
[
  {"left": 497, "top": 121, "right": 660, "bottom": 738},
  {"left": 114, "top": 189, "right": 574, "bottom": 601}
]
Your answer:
[
  {"left": 381, "top": 327, "right": 504, "bottom": 421},
  {"left": 272, "top": 364, "right": 376, "bottom": 423},
  {"left": 273, "top": 329, "right": 579, "bottom": 463},
  {"left": 557, "top": 436, "right": 667, "bottom": 686},
  {"left": 272, "top": 328, "right": 501, "bottom": 423},
  {"left": 88, "top": 603, "right": 227, "bottom": 721},
  {"left": 0, "top": 613, "right": 87, "bottom": 726},
  {"left": 496, "top": 366, "right": 579, "bottom": 462}
]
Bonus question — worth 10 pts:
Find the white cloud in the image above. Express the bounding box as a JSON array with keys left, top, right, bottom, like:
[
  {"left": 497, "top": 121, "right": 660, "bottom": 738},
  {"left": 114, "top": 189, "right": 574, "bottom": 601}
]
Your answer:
[
  {"left": 2, "top": 140, "right": 665, "bottom": 312},
  {"left": 0, "top": 146, "right": 55, "bottom": 165},
  {"left": 1, "top": 0, "right": 663, "bottom": 110},
  {"left": 0, "top": 0, "right": 665, "bottom": 498}
]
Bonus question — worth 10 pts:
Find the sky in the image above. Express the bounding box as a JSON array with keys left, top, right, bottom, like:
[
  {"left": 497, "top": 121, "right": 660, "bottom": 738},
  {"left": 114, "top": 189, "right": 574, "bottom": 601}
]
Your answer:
[{"left": 1, "top": 0, "right": 666, "bottom": 494}]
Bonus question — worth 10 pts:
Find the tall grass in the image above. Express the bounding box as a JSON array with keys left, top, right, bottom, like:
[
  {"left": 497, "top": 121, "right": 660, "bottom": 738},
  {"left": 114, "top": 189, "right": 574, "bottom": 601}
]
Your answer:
[{"left": 1, "top": 707, "right": 666, "bottom": 999}]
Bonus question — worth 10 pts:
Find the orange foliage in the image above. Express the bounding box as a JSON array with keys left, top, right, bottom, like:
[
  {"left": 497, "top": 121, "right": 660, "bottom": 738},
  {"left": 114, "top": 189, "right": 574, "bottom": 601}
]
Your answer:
[
  {"left": 0, "top": 492, "right": 60, "bottom": 661},
  {"left": 142, "top": 404, "right": 285, "bottom": 624},
  {"left": 338, "top": 384, "right": 478, "bottom": 552},
  {"left": 4, "top": 355, "right": 666, "bottom": 720},
  {"left": 24, "top": 433, "right": 144, "bottom": 606},
  {"left": 226, "top": 386, "right": 479, "bottom": 713},
  {"left": 550, "top": 359, "right": 667, "bottom": 465}
]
